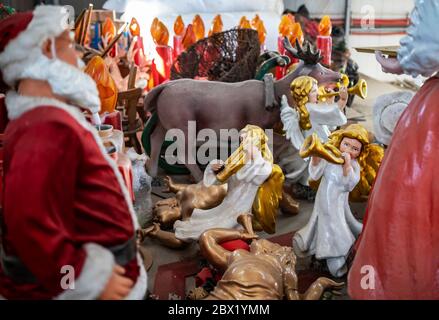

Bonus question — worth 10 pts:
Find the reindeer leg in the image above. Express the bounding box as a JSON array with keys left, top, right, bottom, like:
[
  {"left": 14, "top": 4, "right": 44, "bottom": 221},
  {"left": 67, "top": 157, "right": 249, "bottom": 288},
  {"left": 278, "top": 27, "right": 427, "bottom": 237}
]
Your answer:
[
  {"left": 180, "top": 126, "right": 203, "bottom": 182},
  {"left": 147, "top": 122, "right": 166, "bottom": 177}
]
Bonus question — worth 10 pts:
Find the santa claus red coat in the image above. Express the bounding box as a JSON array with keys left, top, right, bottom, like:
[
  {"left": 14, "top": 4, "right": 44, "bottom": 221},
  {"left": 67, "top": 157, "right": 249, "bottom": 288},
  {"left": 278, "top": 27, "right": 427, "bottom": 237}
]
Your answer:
[
  {"left": 348, "top": 77, "right": 439, "bottom": 299},
  {"left": 0, "top": 6, "right": 147, "bottom": 299}
]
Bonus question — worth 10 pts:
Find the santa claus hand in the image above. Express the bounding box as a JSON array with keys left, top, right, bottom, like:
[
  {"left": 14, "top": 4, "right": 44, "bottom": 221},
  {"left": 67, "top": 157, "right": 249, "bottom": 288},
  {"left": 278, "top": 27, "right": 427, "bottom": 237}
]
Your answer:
[
  {"left": 375, "top": 51, "right": 404, "bottom": 75},
  {"left": 98, "top": 265, "right": 134, "bottom": 300}
]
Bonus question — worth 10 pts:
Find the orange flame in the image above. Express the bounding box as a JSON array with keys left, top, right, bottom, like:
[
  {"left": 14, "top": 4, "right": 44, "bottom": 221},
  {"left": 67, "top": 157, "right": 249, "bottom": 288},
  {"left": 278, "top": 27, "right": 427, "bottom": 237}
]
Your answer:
[
  {"left": 290, "top": 22, "right": 304, "bottom": 45},
  {"left": 251, "top": 14, "right": 261, "bottom": 29},
  {"left": 84, "top": 56, "right": 117, "bottom": 115},
  {"left": 208, "top": 14, "right": 223, "bottom": 36},
  {"left": 192, "top": 14, "right": 205, "bottom": 41},
  {"left": 252, "top": 15, "right": 266, "bottom": 44},
  {"left": 318, "top": 15, "right": 332, "bottom": 36},
  {"left": 129, "top": 17, "right": 140, "bottom": 37},
  {"left": 239, "top": 16, "right": 251, "bottom": 29},
  {"left": 174, "top": 15, "right": 185, "bottom": 36},
  {"left": 151, "top": 17, "right": 169, "bottom": 46},
  {"left": 182, "top": 24, "right": 196, "bottom": 49},
  {"left": 278, "top": 14, "right": 295, "bottom": 36},
  {"left": 102, "top": 17, "right": 116, "bottom": 39}
]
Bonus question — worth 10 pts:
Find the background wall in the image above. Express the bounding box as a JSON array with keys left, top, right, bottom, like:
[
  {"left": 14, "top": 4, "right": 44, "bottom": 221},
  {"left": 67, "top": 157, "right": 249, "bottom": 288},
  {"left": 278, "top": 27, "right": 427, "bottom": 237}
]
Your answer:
[{"left": 3, "top": 0, "right": 106, "bottom": 12}]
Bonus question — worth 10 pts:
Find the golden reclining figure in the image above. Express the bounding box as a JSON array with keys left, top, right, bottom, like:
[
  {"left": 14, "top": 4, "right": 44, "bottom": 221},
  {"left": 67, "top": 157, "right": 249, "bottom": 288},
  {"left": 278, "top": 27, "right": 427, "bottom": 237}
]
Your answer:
[{"left": 196, "top": 214, "right": 344, "bottom": 300}]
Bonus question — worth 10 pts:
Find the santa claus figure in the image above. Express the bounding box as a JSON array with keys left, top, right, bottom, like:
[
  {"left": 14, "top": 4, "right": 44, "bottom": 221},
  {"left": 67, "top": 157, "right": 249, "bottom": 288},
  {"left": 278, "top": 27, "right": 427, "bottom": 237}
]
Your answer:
[
  {"left": 0, "top": 6, "right": 147, "bottom": 299},
  {"left": 348, "top": 0, "right": 439, "bottom": 299}
]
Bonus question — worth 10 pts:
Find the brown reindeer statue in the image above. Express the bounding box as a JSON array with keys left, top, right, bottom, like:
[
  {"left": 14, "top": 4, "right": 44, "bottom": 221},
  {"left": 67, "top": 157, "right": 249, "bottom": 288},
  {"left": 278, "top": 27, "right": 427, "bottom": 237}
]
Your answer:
[{"left": 144, "top": 38, "right": 341, "bottom": 180}]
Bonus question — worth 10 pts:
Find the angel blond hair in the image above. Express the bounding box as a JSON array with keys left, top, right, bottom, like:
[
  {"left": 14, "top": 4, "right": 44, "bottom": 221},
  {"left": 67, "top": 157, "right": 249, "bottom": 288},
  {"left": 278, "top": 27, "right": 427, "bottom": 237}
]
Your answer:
[
  {"left": 290, "top": 76, "right": 317, "bottom": 131},
  {"left": 216, "top": 125, "right": 283, "bottom": 234},
  {"left": 326, "top": 124, "right": 384, "bottom": 201}
]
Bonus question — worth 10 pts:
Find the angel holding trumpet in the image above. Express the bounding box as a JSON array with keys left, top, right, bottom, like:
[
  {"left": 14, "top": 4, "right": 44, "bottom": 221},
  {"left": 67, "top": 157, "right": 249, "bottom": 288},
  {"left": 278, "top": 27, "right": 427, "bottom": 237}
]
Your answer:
[{"left": 293, "top": 124, "right": 383, "bottom": 277}]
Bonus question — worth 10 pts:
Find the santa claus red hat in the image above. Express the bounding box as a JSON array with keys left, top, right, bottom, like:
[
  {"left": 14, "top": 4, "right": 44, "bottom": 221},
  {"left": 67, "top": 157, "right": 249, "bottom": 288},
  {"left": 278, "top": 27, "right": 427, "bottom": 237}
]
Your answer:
[{"left": 0, "top": 5, "right": 69, "bottom": 88}]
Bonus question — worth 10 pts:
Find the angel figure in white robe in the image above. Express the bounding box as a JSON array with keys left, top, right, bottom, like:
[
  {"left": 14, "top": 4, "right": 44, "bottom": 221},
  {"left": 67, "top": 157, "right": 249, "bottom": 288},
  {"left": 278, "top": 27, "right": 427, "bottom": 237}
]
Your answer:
[
  {"left": 293, "top": 124, "right": 373, "bottom": 277},
  {"left": 279, "top": 75, "right": 348, "bottom": 186},
  {"left": 140, "top": 125, "right": 284, "bottom": 248}
]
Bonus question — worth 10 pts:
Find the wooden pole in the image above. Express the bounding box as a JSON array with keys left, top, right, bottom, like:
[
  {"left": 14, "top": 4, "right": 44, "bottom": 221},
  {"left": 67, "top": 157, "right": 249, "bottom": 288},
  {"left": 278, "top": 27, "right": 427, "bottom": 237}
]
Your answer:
[{"left": 81, "top": 4, "right": 94, "bottom": 46}]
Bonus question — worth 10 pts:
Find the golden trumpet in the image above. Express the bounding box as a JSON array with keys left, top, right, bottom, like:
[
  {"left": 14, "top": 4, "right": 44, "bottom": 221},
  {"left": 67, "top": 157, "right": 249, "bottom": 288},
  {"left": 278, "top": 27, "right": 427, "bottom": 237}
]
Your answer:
[
  {"left": 299, "top": 133, "right": 345, "bottom": 164},
  {"left": 318, "top": 78, "right": 368, "bottom": 102}
]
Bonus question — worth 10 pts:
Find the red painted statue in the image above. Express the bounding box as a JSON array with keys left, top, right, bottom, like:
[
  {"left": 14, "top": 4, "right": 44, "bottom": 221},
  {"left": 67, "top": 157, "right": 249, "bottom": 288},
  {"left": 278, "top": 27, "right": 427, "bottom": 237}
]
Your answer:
[{"left": 348, "top": 0, "right": 439, "bottom": 299}]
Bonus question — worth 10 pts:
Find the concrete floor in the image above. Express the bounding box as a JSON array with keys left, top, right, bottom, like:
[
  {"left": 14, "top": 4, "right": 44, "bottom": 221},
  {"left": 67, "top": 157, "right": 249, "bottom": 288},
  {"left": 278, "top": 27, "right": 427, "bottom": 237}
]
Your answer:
[{"left": 135, "top": 74, "right": 411, "bottom": 299}]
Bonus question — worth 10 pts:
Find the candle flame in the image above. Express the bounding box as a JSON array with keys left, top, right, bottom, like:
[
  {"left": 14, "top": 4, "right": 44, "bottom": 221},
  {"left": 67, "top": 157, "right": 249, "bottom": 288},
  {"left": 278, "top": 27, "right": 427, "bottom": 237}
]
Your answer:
[
  {"left": 208, "top": 14, "right": 223, "bottom": 36},
  {"left": 174, "top": 15, "right": 185, "bottom": 36},
  {"left": 129, "top": 17, "right": 140, "bottom": 37},
  {"left": 278, "top": 14, "right": 295, "bottom": 36},
  {"left": 151, "top": 17, "right": 169, "bottom": 46},
  {"left": 318, "top": 15, "right": 332, "bottom": 36},
  {"left": 192, "top": 14, "right": 205, "bottom": 41},
  {"left": 182, "top": 24, "right": 196, "bottom": 49},
  {"left": 252, "top": 15, "right": 266, "bottom": 44},
  {"left": 290, "top": 22, "right": 304, "bottom": 45},
  {"left": 239, "top": 16, "right": 251, "bottom": 29},
  {"left": 102, "top": 17, "right": 116, "bottom": 39}
]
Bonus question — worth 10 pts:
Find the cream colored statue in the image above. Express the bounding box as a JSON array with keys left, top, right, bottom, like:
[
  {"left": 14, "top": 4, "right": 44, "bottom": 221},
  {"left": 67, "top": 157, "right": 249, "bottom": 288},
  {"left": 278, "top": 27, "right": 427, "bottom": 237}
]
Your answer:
[{"left": 194, "top": 214, "right": 344, "bottom": 300}]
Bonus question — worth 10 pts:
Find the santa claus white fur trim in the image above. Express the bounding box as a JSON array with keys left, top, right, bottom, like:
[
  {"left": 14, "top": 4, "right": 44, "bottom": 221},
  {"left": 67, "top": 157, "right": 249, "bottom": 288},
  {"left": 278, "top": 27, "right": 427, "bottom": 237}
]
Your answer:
[
  {"left": 5, "top": 91, "right": 147, "bottom": 300},
  {"left": 0, "top": 5, "right": 69, "bottom": 88}
]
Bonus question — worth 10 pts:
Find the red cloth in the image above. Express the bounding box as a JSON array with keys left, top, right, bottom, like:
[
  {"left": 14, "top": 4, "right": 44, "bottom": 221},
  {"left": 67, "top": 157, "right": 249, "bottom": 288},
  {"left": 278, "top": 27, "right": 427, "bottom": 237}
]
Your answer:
[
  {"left": 348, "top": 77, "right": 439, "bottom": 299},
  {"left": 0, "top": 106, "right": 139, "bottom": 299},
  {"left": 220, "top": 239, "right": 250, "bottom": 252}
]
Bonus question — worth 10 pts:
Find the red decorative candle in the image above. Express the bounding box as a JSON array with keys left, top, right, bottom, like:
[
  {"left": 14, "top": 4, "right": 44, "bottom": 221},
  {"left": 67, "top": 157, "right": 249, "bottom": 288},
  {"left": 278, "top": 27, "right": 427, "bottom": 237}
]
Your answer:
[
  {"left": 173, "top": 36, "right": 183, "bottom": 60},
  {"left": 151, "top": 59, "right": 160, "bottom": 87},
  {"left": 134, "top": 36, "right": 146, "bottom": 66},
  {"left": 173, "top": 15, "right": 185, "bottom": 60},
  {"left": 129, "top": 17, "right": 146, "bottom": 66},
  {"left": 276, "top": 36, "right": 286, "bottom": 79},
  {"left": 316, "top": 15, "right": 332, "bottom": 66},
  {"left": 155, "top": 45, "right": 172, "bottom": 83}
]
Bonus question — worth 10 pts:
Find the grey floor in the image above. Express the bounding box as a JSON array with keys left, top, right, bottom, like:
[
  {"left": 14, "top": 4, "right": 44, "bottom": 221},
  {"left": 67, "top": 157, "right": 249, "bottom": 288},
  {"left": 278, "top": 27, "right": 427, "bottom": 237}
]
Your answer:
[{"left": 135, "top": 74, "right": 411, "bottom": 299}]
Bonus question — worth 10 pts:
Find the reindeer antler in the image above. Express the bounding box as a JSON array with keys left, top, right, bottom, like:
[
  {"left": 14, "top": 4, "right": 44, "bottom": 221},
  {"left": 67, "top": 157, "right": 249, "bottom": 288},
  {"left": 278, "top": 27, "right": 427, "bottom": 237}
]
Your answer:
[{"left": 282, "top": 37, "right": 322, "bottom": 65}]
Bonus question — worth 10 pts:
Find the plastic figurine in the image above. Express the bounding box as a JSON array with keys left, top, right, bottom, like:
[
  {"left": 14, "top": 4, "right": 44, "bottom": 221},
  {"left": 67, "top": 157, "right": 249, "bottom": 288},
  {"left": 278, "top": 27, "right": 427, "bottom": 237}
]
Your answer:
[
  {"left": 0, "top": 6, "right": 146, "bottom": 299},
  {"left": 196, "top": 214, "right": 344, "bottom": 300},
  {"left": 279, "top": 75, "right": 348, "bottom": 186},
  {"left": 144, "top": 38, "right": 342, "bottom": 181},
  {"left": 139, "top": 125, "right": 284, "bottom": 248},
  {"left": 349, "top": 0, "right": 439, "bottom": 299},
  {"left": 293, "top": 124, "right": 378, "bottom": 277}
]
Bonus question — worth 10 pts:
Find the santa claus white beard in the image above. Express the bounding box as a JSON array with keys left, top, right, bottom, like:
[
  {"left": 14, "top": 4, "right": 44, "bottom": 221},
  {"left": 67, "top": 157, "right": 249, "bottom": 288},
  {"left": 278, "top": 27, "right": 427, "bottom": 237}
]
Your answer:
[{"left": 19, "top": 54, "right": 101, "bottom": 115}]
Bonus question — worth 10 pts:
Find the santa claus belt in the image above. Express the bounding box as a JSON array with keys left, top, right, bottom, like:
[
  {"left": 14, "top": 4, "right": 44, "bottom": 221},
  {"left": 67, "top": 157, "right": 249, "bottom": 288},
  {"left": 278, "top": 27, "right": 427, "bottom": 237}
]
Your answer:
[{"left": 0, "top": 236, "right": 137, "bottom": 284}]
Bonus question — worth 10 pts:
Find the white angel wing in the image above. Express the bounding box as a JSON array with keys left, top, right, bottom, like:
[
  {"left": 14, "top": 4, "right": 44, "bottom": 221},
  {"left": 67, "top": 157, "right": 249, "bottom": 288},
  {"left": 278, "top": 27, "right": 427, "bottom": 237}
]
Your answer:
[{"left": 280, "top": 95, "right": 305, "bottom": 150}]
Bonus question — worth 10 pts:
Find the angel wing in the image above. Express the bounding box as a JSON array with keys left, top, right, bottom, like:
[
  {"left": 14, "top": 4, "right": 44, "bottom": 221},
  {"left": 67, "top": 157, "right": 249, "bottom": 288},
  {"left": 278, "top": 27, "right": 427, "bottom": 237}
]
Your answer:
[
  {"left": 349, "top": 144, "right": 385, "bottom": 202},
  {"left": 280, "top": 95, "right": 305, "bottom": 150},
  {"left": 252, "top": 164, "right": 284, "bottom": 234}
]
